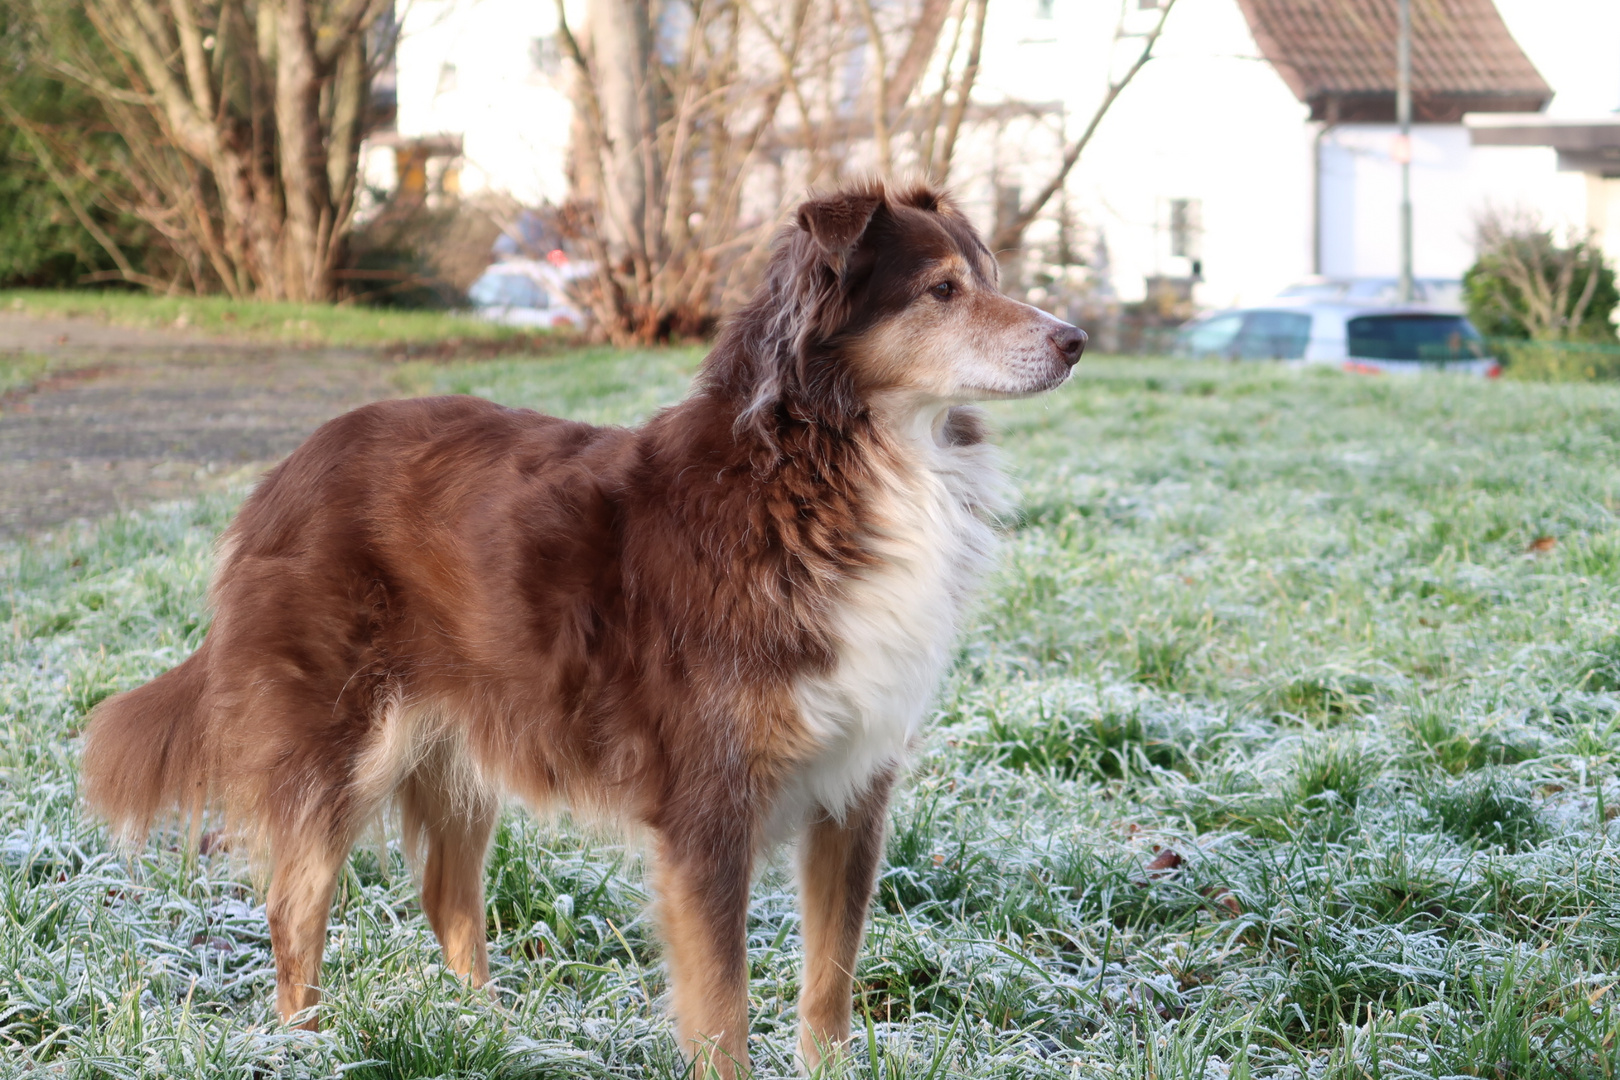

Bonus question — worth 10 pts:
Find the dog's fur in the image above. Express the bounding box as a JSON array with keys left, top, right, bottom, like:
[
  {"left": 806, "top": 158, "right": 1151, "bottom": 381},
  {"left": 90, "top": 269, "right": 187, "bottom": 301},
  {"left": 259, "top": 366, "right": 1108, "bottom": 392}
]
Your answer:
[{"left": 80, "top": 182, "right": 1084, "bottom": 1076}]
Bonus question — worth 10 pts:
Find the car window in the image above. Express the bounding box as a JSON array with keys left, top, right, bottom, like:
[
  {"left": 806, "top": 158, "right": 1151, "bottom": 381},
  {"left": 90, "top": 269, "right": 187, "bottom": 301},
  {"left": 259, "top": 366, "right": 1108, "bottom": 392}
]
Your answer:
[
  {"left": 1181, "top": 313, "right": 1243, "bottom": 356},
  {"left": 1236, "top": 310, "right": 1311, "bottom": 359},
  {"left": 1346, "top": 315, "right": 1484, "bottom": 361},
  {"left": 469, "top": 272, "right": 548, "bottom": 309}
]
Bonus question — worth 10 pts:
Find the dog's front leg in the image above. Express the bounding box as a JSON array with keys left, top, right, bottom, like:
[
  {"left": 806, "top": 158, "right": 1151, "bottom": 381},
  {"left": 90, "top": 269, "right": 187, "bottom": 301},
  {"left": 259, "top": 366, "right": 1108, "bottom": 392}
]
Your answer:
[
  {"left": 796, "top": 767, "right": 895, "bottom": 1072},
  {"left": 655, "top": 825, "right": 754, "bottom": 1078}
]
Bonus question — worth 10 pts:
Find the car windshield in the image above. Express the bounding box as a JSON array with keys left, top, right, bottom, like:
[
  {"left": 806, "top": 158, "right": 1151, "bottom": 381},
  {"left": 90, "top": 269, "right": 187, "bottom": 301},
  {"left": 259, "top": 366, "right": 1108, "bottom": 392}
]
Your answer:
[
  {"left": 469, "top": 272, "right": 548, "bottom": 309},
  {"left": 1179, "top": 313, "right": 1243, "bottom": 356},
  {"left": 1346, "top": 315, "right": 1484, "bottom": 361},
  {"left": 1236, "top": 310, "right": 1311, "bottom": 359},
  {"left": 1180, "top": 310, "right": 1312, "bottom": 360}
]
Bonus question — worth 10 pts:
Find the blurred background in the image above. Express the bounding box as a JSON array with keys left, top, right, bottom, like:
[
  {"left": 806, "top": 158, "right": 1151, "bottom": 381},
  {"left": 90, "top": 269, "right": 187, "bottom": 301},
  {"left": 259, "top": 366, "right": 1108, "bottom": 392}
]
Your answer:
[{"left": 2, "top": 0, "right": 1617, "bottom": 368}]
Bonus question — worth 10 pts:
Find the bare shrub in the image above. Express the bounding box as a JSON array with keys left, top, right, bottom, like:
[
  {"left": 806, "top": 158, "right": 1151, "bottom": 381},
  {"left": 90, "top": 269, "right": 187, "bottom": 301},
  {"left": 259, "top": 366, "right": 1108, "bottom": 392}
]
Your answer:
[
  {"left": 15, "top": 0, "right": 393, "bottom": 301},
  {"left": 1465, "top": 209, "right": 1618, "bottom": 344},
  {"left": 344, "top": 196, "right": 509, "bottom": 309}
]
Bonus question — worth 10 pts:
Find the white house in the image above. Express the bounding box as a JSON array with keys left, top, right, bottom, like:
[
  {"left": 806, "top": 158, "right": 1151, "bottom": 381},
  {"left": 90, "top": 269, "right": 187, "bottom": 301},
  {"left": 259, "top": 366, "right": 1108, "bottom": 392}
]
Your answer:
[
  {"left": 973, "top": 0, "right": 1614, "bottom": 309},
  {"left": 363, "top": 0, "right": 581, "bottom": 205},
  {"left": 368, "top": 0, "right": 1620, "bottom": 313}
]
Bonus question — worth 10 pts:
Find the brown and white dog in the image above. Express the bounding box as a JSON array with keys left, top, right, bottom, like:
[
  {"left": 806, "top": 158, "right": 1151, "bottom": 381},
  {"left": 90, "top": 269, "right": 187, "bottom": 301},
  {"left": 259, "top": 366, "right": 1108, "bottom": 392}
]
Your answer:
[{"left": 81, "top": 182, "right": 1084, "bottom": 1076}]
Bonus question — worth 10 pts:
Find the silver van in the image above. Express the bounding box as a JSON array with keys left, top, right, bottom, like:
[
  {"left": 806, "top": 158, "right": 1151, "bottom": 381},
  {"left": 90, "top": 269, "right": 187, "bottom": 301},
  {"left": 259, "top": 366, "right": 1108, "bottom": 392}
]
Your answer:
[{"left": 1175, "top": 302, "right": 1500, "bottom": 376}]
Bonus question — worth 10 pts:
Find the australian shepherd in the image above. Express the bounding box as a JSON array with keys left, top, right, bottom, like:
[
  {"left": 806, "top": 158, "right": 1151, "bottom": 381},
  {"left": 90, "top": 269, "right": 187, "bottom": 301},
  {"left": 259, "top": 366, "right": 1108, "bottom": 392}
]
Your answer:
[{"left": 81, "top": 182, "right": 1085, "bottom": 1076}]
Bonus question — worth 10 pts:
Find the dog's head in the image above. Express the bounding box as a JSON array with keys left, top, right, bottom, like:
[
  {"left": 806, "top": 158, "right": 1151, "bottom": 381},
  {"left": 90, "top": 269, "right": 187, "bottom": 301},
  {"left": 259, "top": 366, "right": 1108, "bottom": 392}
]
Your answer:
[{"left": 713, "top": 182, "right": 1085, "bottom": 437}]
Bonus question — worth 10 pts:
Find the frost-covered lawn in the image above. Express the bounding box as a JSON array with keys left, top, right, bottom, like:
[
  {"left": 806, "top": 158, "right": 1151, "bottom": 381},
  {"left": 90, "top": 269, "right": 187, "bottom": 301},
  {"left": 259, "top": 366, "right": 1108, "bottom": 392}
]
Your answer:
[{"left": 4, "top": 353, "right": 1620, "bottom": 1078}]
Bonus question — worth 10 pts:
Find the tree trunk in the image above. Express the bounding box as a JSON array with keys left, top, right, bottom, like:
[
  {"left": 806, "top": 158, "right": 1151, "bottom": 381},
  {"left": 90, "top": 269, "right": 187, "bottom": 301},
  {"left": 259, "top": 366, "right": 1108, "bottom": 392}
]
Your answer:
[
  {"left": 589, "top": 0, "right": 654, "bottom": 267},
  {"left": 276, "top": 0, "right": 334, "bottom": 300}
]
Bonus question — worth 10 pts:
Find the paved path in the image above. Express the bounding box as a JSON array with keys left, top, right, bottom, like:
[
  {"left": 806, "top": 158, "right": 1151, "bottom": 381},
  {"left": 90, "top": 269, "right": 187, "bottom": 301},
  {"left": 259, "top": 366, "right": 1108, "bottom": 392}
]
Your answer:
[{"left": 0, "top": 314, "right": 400, "bottom": 539}]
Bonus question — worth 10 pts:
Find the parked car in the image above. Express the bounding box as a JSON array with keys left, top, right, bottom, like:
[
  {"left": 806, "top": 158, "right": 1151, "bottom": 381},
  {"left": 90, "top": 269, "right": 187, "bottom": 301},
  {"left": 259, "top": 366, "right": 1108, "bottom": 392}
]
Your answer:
[
  {"left": 1175, "top": 301, "right": 1500, "bottom": 376},
  {"left": 466, "top": 256, "right": 586, "bottom": 328}
]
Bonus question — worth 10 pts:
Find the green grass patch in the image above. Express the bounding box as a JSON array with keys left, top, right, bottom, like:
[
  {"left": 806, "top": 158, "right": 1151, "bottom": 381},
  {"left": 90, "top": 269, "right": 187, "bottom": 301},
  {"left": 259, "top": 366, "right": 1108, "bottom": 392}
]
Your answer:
[
  {"left": 0, "top": 353, "right": 53, "bottom": 398},
  {"left": 2, "top": 288, "right": 548, "bottom": 348},
  {"left": 5, "top": 355, "right": 1620, "bottom": 1075}
]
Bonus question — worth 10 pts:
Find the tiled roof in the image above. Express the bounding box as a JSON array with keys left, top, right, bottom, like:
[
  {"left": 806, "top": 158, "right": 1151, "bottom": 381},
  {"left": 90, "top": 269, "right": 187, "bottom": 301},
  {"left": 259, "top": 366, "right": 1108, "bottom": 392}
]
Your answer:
[{"left": 1234, "top": 0, "right": 1551, "bottom": 122}]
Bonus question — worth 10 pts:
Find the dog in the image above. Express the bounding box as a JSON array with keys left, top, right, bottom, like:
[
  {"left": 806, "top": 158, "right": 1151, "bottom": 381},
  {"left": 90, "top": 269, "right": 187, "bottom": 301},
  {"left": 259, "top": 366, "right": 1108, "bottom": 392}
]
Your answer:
[{"left": 80, "top": 181, "right": 1084, "bottom": 1077}]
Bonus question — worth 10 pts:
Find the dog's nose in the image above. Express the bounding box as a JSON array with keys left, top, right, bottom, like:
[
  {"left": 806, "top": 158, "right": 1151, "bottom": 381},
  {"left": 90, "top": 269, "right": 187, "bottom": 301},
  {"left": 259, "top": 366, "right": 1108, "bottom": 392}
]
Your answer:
[{"left": 1051, "top": 325, "right": 1087, "bottom": 366}]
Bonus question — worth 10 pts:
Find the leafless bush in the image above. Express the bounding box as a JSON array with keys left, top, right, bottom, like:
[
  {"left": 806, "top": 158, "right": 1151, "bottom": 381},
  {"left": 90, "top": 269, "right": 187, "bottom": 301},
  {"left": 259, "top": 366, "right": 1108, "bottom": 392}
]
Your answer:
[
  {"left": 1466, "top": 208, "right": 1617, "bottom": 343},
  {"left": 12, "top": 0, "right": 392, "bottom": 300},
  {"left": 343, "top": 195, "right": 510, "bottom": 308}
]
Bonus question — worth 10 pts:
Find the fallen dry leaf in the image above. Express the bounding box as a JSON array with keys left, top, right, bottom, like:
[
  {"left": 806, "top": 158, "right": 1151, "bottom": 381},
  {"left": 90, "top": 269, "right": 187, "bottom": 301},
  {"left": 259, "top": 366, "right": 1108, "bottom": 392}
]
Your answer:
[
  {"left": 190, "top": 934, "right": 234, "bottom": 952},
  {"left": 1144, "top": 848, "right": 1183, "bottom": 874},
  {"left": 1528, "top": 535, "right": 1557, "bottom": 554},
  {"left": 1201, "top": 886, "right": 1242, "bottom": 916}
]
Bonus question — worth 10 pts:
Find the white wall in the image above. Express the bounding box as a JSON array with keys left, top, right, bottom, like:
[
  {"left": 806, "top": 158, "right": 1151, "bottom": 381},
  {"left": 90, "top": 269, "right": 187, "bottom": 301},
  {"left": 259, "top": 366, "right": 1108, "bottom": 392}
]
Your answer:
[
  {"left": 394, "top": 0, "right": 578, "bottom": 205},
  {"left": 1318, "top": 125, "right": 1481, "bottom": 279},
  {"left": 967, "top": 0, "right": 1316, "bottom": 306},
  {"left": 1317, "top": 126, "right": 1594, "bottom": 282}
]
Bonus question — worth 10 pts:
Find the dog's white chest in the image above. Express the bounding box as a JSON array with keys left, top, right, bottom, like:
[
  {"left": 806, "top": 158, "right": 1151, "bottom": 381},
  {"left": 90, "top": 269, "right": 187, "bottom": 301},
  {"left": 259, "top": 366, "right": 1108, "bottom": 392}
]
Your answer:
[{"left": 787, "top": 434, "right": 1002, "bottom": 820}]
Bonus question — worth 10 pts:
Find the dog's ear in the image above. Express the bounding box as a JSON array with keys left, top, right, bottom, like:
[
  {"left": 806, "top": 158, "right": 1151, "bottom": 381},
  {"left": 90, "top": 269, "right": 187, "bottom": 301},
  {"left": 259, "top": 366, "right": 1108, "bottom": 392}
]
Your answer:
[
  {"left": 896, "top": 185, "right": 941, "bottom": 213},
  {"left": 797, "top": 190, "right": 884, "bottom": 268}
]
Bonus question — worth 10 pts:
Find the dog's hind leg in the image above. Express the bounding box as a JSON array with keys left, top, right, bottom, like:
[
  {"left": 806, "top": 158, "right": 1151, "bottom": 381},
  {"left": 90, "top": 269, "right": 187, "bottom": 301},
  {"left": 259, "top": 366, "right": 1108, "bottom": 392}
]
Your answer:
[
  {"left": 267, "top": 825, "right": 354, "bottom": 1029},
  {"left": 795, "top": 768, "right": 895, "bottom": 1072},
  {"left": 654, "top": 826, "right": 755, "bottom": 1079},
  {"left": 400, "top": 770, "right": 499, "bottom": 985}
]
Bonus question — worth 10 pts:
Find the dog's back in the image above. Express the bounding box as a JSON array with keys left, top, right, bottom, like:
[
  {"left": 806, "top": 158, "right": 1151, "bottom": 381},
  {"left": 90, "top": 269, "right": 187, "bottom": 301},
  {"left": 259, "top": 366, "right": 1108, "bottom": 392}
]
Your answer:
[{"left": 85, "top": 395, "right": 635, "bottom": 845}]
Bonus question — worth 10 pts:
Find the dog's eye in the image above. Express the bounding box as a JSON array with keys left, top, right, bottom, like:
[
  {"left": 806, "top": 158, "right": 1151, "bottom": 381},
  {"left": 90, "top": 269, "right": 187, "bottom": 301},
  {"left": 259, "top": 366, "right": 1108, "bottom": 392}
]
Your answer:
[{"left": 930, "top": 281, "right": 956, "bottom": 300}]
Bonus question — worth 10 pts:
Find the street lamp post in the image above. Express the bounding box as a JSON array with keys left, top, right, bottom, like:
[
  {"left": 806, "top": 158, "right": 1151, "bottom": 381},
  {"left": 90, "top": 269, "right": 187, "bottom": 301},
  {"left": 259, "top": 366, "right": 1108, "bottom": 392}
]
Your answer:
[{"left": 1396, "top": 0, "right": 1413, "bottom": 303}]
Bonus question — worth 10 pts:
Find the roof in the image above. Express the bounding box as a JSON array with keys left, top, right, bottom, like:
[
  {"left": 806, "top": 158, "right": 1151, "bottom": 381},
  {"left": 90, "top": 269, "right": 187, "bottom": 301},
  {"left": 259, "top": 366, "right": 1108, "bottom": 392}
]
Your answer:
[
  {"left": 1467, "top": 114, "right": 1620, "bottom": 174},
  {"left": 1234, "top": 0, "right": 1552, "bottom": 123}
]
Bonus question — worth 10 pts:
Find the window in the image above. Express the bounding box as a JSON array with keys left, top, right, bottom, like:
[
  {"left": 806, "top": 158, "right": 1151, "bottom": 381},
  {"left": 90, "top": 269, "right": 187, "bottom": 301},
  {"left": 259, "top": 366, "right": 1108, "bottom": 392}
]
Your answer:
[
  {"left": 1179, "top": 313, "right": 1243, "bottom": 357},
  {"left": 1168, "top": 198, "right": 1201, "bottom": 259},
  {"left": 1346, "top": 315, "right": 1484, "bottom": 362},
  {"left": 468, "top": 272, "right": 549, "bottom": 310},
  {"left": 1235, "top": 311, "right": 1311, "bottom": 360},
  {"left": 1035, "top": 0, "right": 1055, "bottom": 17},
  {"left": 530, "top": 36, "right": 561, "bottom": 78}
]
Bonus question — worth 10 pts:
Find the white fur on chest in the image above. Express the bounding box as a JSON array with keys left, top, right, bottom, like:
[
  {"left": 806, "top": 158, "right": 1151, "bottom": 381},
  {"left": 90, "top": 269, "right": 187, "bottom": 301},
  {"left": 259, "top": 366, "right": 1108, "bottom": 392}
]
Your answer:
[{"left": 781, "top": 411, "right": 1004, "bottom": 828}]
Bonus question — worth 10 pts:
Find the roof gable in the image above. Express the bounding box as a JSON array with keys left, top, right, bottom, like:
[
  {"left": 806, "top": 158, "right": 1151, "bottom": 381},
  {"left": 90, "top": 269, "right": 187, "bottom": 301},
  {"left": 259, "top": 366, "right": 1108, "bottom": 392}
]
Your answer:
[{"left": 1235, "top": 0, "right": 1551, "bottom": 122}]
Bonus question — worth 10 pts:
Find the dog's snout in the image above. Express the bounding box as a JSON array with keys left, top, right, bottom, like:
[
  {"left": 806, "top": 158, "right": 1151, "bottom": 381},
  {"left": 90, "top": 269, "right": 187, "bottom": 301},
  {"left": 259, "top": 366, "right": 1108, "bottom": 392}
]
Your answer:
[{"left": 1051, "top": 324, "right": 1086, "bottom": 366}]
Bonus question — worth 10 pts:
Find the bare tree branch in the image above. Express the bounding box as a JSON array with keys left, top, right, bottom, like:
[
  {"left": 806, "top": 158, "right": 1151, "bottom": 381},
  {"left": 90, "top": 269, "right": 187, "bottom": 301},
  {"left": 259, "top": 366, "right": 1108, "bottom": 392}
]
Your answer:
[
  {"left": 933, "top": 0, "right": 985, "bottom": 183},
  {"left": 885, "top": 0, "right": 950, "bottom": 116},
  {"left": 852, "top": 0, "right": 891, "bottom": 171},
  {"left": 0, "top": 94, "right": 149, "bottom": 286},
  {"left": 917, "top": 0, "right": 968, "bottom": 176},
  {"left": 989, "top": 0, "right": 1179, "bottom": 256}
]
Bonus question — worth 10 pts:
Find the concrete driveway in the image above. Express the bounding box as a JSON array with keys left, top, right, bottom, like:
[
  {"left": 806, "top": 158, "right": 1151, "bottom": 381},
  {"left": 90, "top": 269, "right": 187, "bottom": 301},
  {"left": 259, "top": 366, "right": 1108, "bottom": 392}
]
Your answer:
[{"left": 0, "top": 313, "right": 401, "bottom": 539}]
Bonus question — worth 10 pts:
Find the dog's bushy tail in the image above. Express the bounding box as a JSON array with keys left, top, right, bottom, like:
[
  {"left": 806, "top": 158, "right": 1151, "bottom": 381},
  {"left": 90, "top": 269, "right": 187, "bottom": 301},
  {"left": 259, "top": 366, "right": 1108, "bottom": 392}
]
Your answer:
[{"left": 81, "top": 640, "right": 214, "bottom": 847}]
